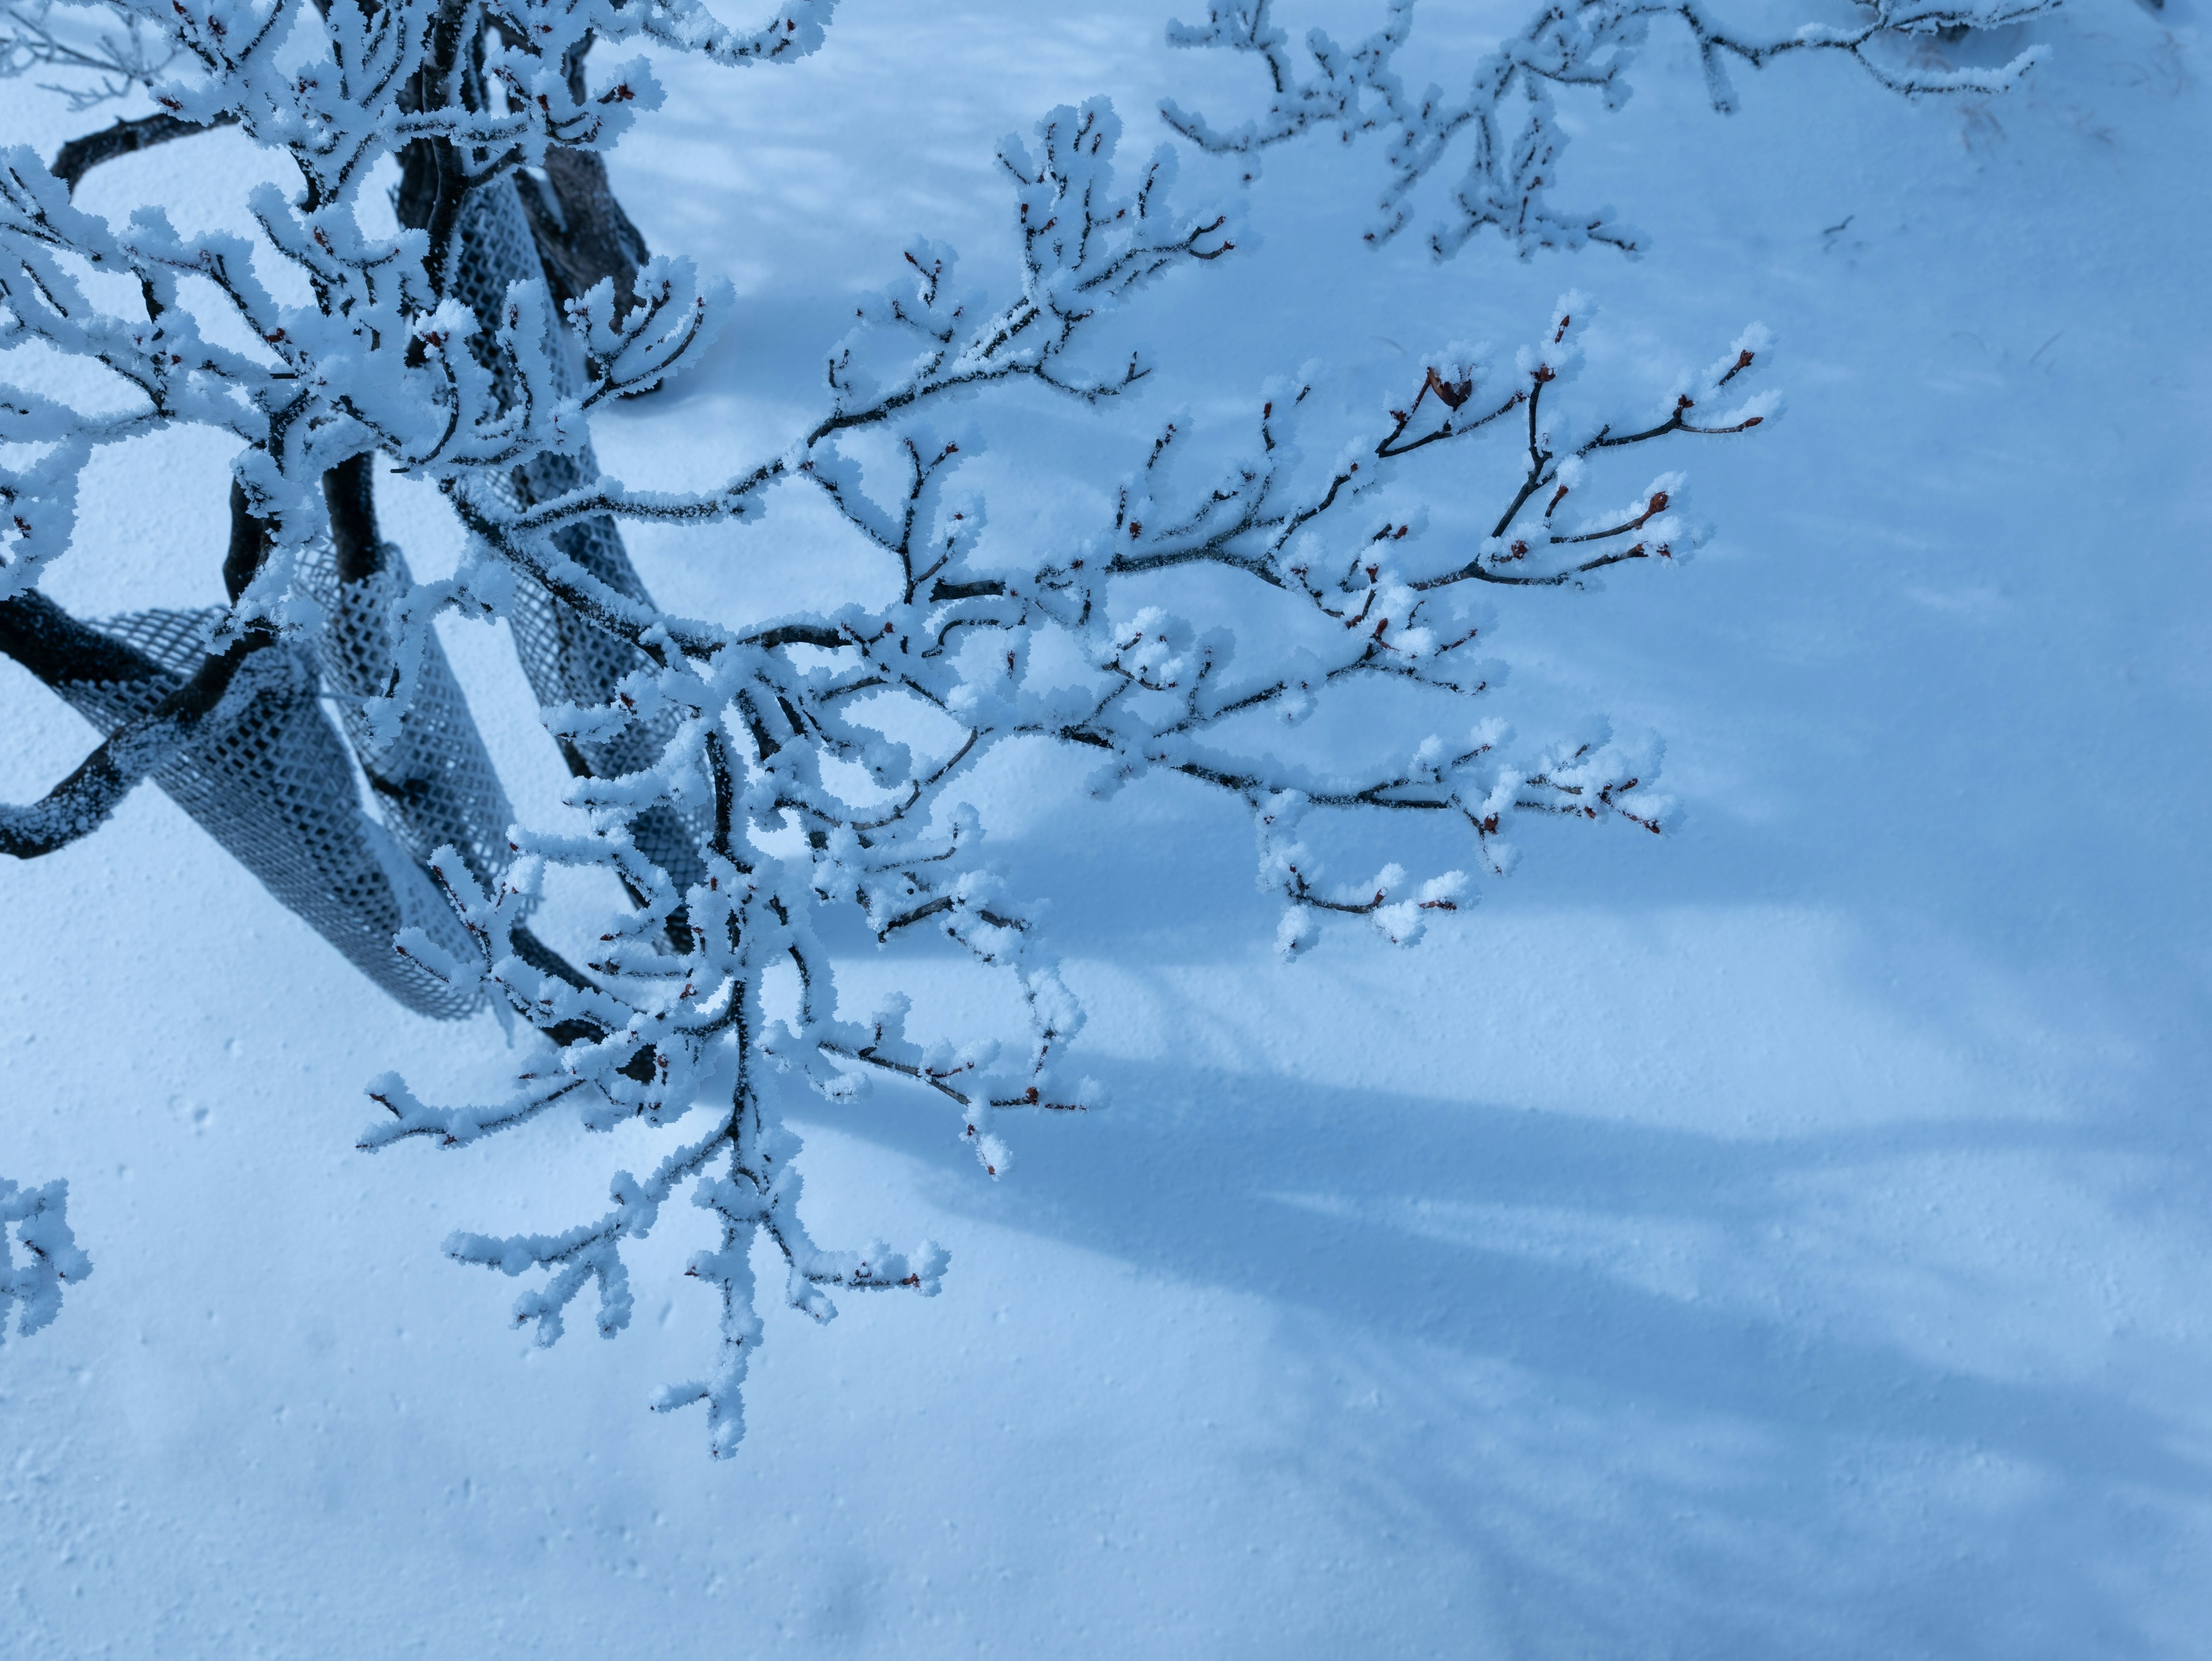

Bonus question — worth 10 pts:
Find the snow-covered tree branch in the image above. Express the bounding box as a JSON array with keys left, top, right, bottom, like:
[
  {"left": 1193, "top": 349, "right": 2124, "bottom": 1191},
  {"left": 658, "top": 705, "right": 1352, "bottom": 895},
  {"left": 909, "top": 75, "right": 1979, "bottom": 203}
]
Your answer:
[
  {"left": 0, "top": 0, "right": 2047, "bottom": 1450},
  {"left": 1, "top": 1176, "right": 90, "bottom": 1340},
  {"left": 1, "top": 0, "right": 175, "bottom": 109},
  {"left": 1164, "top": 0, "right": 2054, "bottom": 256}
]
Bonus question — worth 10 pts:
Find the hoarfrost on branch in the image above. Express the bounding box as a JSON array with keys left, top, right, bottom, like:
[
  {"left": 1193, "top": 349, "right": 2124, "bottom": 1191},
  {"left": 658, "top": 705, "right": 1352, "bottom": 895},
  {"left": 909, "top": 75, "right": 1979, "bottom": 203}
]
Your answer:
[
  {"left": 0, "top": 0, "right": 2047, "bottom": 1448},
  {"left": 1, "top": 1176, "right": 90, "bottom": 1341},
  {"left": 1163, "top": 0, "right": 2052, "bottom": 257}
]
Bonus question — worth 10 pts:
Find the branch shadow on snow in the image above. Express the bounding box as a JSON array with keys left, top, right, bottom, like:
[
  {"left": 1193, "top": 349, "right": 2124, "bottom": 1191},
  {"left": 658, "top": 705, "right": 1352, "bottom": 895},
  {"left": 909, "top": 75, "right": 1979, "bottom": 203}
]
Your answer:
[{"left": 793, "top": 1048, "right": 2206, "bottom": 1659}]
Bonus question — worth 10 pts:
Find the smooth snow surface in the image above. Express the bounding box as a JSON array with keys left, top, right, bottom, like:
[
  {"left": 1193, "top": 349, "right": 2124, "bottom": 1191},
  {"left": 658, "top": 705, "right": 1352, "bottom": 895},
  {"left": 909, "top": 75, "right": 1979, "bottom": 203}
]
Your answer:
[{"left": 5, "top": 2, "right": 2211, "bottom": 1655}]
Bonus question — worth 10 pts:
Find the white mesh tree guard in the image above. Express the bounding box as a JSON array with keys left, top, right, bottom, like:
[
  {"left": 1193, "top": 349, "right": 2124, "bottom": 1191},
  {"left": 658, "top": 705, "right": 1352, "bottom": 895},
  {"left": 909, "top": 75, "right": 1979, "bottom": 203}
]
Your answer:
[
  {"left": 293, "top": 537, "right": 519, "bottom": 902},
  {"left": 450, "top": 177, "right": 709, "bottom": 899},
  {"left": 44, "top": 601, "right": 485, "bottom": 1017},
  {"left": 15, "top": 172, "right": 702, "bottom": 1016}
]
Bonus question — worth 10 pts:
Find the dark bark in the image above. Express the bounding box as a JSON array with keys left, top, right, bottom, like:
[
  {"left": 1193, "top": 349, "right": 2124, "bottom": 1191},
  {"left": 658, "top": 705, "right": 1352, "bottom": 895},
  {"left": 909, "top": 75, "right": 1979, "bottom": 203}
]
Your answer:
[
  {"left": 0, "top": 610, "right": 276, "bottom": 859},
  {"left": 395, "top": 0, "right": 488, "bottom": 293},
  {"left": 222, "top": 479, "right": 276, "bottom": 603},
  {"left": 512, "top": 147, "right": 652, "bottom": 319},
  {"left": 321, "top": 452, "right": 385, "bottom": 584},
  {"left": 0, "top": 590, "right": 166, "bottom": 690},
  {"left": 525, "top": 21, "right": 652, "bottom": 319},
  {"left": 50, "top": 112, "right": 237, "bottom": 197}
]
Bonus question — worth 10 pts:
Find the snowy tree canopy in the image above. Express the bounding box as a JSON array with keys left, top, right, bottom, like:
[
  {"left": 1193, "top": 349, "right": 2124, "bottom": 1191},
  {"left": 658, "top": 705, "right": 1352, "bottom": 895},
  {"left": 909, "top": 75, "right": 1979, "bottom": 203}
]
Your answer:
[{"left": 0, "top": 0, "right": 2047, "bottom": 1444}]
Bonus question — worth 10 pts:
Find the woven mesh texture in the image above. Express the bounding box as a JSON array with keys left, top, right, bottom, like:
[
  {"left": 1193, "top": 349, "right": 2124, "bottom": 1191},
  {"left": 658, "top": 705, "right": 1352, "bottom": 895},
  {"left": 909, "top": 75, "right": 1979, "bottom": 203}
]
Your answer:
[
  {"left": 453, "top": 178, "right": 708, "bottom": 896},
  {"left": 295, "top": 538, "right": 520, "bottom": 899},
  {"left": 24, "top": 175, "right": 704, "bottom": 1020},
  {"left": 48, "top": 608, "right": 484, "bottom": 1019}
]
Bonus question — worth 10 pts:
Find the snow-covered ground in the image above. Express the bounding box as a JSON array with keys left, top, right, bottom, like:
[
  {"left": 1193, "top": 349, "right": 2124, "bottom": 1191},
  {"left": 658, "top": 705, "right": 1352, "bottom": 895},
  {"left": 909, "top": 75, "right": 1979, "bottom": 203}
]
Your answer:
[{"left": 6, "top": 2, "right": 2210, "bottom": 1655}]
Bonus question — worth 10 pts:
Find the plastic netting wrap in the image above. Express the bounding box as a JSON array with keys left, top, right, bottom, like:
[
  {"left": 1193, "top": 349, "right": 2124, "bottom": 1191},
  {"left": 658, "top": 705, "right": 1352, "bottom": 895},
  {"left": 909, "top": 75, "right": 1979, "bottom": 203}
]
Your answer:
[
  {"left": 44, "top": 604, "right": 485, "bottom": 1018},
  {"left": 17, "top": 172, "right": 702, "bottom": 1018},
  {"left": 451, "top": 177, "right": 709, "bottom": 897},
  {"left": 294, "top": 538, "right": 519, "bottom": 899}
]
